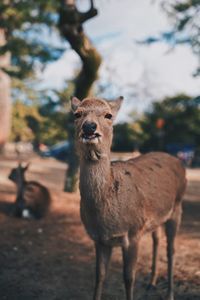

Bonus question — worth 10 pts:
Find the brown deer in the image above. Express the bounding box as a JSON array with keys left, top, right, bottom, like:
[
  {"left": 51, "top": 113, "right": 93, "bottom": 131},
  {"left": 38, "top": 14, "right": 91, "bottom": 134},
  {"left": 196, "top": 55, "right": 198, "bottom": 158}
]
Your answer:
[
  {"left": 8, "top": 163, "right": 51, "bottom": 219},
  {"left": 71, "top": 96, "right": 186, "bottom": 300}
]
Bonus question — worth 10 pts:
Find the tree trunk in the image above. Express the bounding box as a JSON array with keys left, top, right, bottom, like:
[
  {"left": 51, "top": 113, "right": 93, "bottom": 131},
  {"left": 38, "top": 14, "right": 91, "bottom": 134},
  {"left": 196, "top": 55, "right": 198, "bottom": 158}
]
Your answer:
[
  {"left": 59, "top": 0, "right": 102, "bottom": 192},
  {"left": 0, "top": 28, "right": 11, "bottom": 151}
]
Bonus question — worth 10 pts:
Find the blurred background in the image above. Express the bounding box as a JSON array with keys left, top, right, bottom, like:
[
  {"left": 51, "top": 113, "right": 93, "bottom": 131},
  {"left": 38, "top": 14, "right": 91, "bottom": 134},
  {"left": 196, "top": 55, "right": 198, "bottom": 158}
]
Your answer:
[
  {"left": 0, "top": 1, "right": 200, "bottom": 299},
  {"left": 0, "top": 0, "right": 200, "bottom": 169}
]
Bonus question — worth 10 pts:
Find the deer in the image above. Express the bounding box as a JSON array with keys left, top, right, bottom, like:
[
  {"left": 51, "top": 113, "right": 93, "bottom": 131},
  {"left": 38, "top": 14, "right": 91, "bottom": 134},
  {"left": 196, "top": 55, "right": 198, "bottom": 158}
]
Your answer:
[
  {"left": 71, "top": 96, "right": 187, "bottom": 300},
  {"left": 8, "top": 163, "right": 51, "bottom": 219}
]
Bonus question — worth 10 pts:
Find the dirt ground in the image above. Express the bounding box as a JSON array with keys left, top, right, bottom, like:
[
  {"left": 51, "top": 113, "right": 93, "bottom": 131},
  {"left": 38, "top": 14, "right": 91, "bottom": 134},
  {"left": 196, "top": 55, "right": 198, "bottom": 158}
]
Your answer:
[{"left": 0, "top": 155, "right": 199, "bottom": 300}]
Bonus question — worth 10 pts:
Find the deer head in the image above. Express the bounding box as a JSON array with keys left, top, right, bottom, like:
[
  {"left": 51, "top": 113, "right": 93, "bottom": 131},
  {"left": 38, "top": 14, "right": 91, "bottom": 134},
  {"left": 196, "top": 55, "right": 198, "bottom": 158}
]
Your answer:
[
  {"left": 71, "top": 96, "right": 123, "bottom": 161},
  {"left": 8, "top": 162, "right": 30, "bottom": 184}
]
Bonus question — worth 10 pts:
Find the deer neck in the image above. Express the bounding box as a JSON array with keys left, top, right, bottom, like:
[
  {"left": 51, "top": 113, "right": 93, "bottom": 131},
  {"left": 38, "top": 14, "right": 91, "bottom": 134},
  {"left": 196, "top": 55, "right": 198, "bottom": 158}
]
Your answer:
[
  {"left": 16, "top": 175, "right": 26, "bottom": 198},
  {"left": 79, "top": 153, "right": 111, "bottom": 201}
]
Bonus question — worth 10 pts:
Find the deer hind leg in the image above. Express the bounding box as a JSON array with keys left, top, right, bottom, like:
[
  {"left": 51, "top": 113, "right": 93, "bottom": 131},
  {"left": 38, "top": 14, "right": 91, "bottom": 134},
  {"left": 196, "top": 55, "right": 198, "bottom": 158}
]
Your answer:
[
  {"left": 165, "top": 204, "right": 182, "bottom": 300},
  {"left": 122, "top": 237, "right": 139, "bottom": 300},
  {"left": 93, "top": 242, "right": 112, "bottom": 300},
  {"left": 148, "top": 228, "right": 160, "bottom": 289}
]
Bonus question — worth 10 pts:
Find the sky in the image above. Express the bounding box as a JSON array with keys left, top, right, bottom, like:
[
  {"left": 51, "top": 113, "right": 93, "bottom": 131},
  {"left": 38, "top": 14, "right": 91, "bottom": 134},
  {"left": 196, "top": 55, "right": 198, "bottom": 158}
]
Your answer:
[{"left": 40, "top": 0, "right": 200, "bottom": 121}]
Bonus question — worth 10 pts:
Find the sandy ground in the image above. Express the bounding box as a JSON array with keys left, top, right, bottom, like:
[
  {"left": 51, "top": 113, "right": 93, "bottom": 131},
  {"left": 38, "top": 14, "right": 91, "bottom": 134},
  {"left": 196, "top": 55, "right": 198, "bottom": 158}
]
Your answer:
[{"left": 0, "top": 155, "right": 199, "bottom": 300}]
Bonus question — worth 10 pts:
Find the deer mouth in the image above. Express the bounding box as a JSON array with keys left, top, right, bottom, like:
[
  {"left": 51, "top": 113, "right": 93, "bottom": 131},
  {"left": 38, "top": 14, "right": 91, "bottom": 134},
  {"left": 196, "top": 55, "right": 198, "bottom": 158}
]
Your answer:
[{"left": 81, "top": 132, "right": 101, "bottom": 144}]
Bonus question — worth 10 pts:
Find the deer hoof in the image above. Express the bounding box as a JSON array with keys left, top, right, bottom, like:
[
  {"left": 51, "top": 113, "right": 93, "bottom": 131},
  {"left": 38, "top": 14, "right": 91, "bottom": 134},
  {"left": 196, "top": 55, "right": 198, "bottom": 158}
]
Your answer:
[
  {"left": 165, "top": 292, "right": 174, "bottom": 300},
  {"left": 146, "top": 284, "right": 157, "bottom": 291}
]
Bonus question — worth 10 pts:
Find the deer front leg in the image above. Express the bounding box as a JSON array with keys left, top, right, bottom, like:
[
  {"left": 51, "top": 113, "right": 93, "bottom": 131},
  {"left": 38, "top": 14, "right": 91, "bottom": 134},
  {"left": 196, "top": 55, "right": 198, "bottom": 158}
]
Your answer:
[
  {"left": 13, "top": 197, "right": 24, "bottom": 217},
  {"left": 122, "top": 237, "right": 139, "bottom": 300},
  {"left": 93, "top": 242, "right": 112, "bottom": 300}
]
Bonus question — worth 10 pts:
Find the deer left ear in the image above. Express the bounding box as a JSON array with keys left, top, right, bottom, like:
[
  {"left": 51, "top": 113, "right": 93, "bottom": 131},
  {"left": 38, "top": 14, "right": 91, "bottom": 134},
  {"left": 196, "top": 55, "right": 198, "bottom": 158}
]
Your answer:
[
  {"left": 71, "top": 96, "right": 81, "bottom": 112},
  {"left": 108, "top": 96, "right": 124, "bottom": 119}
]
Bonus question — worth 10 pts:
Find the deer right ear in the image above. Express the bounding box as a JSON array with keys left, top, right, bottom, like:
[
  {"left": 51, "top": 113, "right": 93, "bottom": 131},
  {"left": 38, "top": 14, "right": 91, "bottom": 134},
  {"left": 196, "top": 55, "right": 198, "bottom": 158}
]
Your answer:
[
  {"left": 24, "top": 162, "right": 30, "bottom": 171},
  {"left": 71, "top": 97, "right": 81, "bottom": 112}
]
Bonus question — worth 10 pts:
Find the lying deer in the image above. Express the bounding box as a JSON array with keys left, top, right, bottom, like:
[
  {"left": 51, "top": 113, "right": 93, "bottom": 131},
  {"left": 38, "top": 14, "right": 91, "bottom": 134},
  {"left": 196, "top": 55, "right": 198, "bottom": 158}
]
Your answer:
[
  {"left": 8, "top": 163, "right": 51, "bottom": 219},
  {"left": 71, "top": 96, "right": 186, "bottom": 300}
]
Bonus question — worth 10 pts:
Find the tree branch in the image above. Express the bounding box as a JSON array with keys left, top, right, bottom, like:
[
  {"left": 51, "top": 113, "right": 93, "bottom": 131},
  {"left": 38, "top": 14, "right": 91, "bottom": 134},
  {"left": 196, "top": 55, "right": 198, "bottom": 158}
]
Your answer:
[
  {"left": 90, "top": 0, "right": 94, "bottom": 10},
  {"left": 59, "top": 0, "right": 101, "bottom": 98}
]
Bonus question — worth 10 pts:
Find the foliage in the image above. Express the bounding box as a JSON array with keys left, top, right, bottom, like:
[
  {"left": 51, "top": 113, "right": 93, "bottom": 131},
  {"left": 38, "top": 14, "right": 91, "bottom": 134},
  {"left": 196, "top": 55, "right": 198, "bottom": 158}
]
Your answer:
[
  {"left": 0, "top": 0, "right": 63, "bottom": 78},
  {"left": 11, "top": 100, "right": 42, "bottom": 142},
  {"left": 10, "top": 86, "right": 73, "bottom": 147},
  {"left": 9, "top": 90, "right": 200, "bottom": 158},
  {"left": 0, "top": 1, "right": 70, "bottom": 148},
  {"left": 162, "top": 0, "right": 200, "bottom": 76},
  {"left": 112, "top": 122, "right": 142, "bottom": 152},
  {"left": 139, "top": 94, "right": 200, "bottom": 151},
  {"left": 38, "top": 110, "right": 69, "bottom": 146},
  {"left": 37, "top": 86, "right": 74, "bottom": 146}
]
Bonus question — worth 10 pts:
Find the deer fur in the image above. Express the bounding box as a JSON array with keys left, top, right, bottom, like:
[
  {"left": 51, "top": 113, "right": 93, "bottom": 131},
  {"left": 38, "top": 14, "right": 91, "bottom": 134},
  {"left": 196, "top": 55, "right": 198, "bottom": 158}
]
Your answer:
[
  {"left": 8, "top": 163, "right": 51, "bottom": 219},
  {"left": 71, "top": 96, "right": 186, "bottom": 300}
]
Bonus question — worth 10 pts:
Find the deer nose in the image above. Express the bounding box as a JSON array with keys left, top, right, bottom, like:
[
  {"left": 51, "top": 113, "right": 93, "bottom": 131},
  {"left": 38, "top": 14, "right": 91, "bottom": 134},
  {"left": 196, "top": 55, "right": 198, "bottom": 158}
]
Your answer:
[{"left": 82, "top": 121, "right": 97, "bottom": 135}]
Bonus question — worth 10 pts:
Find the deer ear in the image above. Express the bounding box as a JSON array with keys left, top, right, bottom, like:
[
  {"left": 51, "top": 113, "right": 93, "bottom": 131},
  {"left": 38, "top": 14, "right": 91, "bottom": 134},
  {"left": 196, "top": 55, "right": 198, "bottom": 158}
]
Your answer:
[
  {"left": 108, "top": 96, "right": 124, "bottom": 119},
  {"left": 23, "top": 162, "right": 30, "bottom": 172},
  {"left": 71, "top": 97, "right": 81, "bottom": 112}
]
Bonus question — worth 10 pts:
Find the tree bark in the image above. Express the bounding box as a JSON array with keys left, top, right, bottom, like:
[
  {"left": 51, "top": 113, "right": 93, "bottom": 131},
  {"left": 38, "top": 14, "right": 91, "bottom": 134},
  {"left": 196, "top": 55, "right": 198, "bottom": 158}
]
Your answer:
[
  {"left": 59, "top": 0, "right": 102, "bottom": 192},
  {"left": 0, "top": 28, "right": 11, "bottom": 150}
]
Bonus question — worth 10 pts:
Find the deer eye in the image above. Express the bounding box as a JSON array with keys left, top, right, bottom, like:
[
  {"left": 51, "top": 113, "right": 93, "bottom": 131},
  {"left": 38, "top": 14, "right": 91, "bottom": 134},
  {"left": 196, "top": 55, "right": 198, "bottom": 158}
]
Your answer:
[
  {"left": 105, "top": 113, "right": 112, "bottom": 120},
  {"left": 74, "top": 112, "right": 82, "bottom": 119}
]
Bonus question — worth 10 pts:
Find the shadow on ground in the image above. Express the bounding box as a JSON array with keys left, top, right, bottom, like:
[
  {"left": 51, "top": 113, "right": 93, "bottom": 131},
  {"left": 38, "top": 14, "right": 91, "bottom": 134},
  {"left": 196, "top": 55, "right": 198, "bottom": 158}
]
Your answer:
[{"left": 0, "top": 194, "right": 199, "bottom": 300}]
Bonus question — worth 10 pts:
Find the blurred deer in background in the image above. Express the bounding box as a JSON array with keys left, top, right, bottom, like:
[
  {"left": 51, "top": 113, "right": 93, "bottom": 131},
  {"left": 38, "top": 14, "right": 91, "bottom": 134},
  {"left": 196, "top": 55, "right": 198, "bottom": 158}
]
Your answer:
[
  {"left": 8, "top": 163, "right": 51, "bottom": 219},
  {"left": 71, "top": 96, "right": 187, "bottom": 300}
]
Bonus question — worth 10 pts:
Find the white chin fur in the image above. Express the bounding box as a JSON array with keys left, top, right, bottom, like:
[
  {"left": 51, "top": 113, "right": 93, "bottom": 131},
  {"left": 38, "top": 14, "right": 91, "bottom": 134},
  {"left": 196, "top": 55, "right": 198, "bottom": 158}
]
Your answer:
[
  {"left": 22, "top": 209, "right": 31, "bottom": 219},
  {"left": 82, "top": 137, "right": 99, "bottom": 144}
]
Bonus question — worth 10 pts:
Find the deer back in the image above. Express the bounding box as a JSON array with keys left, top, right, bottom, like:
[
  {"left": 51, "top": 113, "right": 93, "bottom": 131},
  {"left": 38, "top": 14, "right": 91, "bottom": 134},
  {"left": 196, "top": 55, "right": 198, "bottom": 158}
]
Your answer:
[{"left": 23, "top": 181, "right": 51, "bottom": 218}]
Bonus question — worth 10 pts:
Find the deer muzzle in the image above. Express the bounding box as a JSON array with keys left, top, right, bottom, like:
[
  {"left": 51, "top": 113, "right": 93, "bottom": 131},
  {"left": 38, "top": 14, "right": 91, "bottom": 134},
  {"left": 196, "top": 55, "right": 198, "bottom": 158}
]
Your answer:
[{"left": 80, "top": 121, "right": 101, "bottom": 144}]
